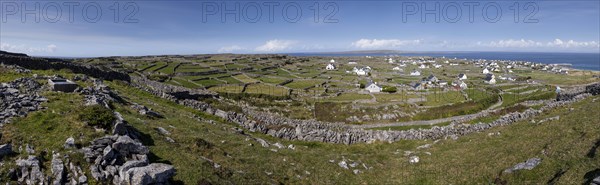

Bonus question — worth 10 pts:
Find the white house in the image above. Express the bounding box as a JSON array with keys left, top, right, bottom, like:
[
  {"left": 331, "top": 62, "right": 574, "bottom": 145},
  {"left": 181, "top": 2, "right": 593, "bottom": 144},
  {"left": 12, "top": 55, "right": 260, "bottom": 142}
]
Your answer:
[
  {"left": 482, "top": 68, "right": 490, "bottom": 74},
  {"left": 433, "top": 64, "right": 442, "bottom": 69},
  {"left": 330, "top": 59, "right": 336, "bottom": 63},
  {"left": 410, "top": 70, "right": 421, "bottom": 76},
  {"left": 438, "top": 81, "right": 448, "bottom": 86},
  {"left": 419, "top": 64, "right": 429, "bottom": 69},
  {"left": 326, "top": 63, "right": 336, "bottom": 70},
  {"left": 453, "top": 80, "right": 468, "bottom": 89},
  {"left": 412, "top": 83, "right": 425, "bottom": 90},
  {"left": 365, "top": 82, "right": 382, "bottom": 93},
  {"left": 484, "top": 74, "right": 496, "bottom": 84},
  {"left": 388, "top": 58, "right": 394, "bottom": 63},
  {"left": 458, "top": 73, "right": 467, "bottom": 80},
  {"left": 356, "top": 68, "right": 368, "bottom": 76},
  {"left": 392, "top": 66, "right": 402, "bottom": 71},
  {"left": 426, "top": 74, "right": 439, "bottom": 84},
  {"left": 348, "top": 61, "right": 357, "bottom": 65}
]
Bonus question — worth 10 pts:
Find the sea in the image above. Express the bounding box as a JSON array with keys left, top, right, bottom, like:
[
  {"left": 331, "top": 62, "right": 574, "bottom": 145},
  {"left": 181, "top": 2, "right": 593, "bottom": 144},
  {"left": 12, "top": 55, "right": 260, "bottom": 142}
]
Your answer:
[{"left": 288, "top": 52, "right": 600, "bottom": 71}]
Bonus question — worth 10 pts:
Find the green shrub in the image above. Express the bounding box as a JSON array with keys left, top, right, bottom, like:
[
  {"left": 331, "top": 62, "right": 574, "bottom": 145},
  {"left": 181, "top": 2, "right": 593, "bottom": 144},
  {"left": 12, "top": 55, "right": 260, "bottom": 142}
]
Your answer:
[
  {"left": 148, "top": 74, "right": 169, "bottom": 82},
  {"left": 382, "top": 86, "right": 397, "bottom": 93},
  {"left": 78, "top": 105, "right": 116, "bottom": 129}
]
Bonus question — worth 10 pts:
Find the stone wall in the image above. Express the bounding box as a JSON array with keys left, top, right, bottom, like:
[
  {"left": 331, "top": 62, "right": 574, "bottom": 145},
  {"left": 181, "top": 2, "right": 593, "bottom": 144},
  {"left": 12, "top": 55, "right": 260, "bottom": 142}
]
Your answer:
[
  {"left": 0, "top": 54, "right": 130, "bottom": 82},
  {"left": 134, "top": 75, "right": 599, "bottom": 144}
]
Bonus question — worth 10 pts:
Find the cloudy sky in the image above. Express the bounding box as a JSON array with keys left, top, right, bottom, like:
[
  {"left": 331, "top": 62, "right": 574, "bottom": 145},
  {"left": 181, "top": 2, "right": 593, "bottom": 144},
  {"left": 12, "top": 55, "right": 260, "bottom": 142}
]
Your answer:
[{"left": 1, "top": 1, "right": 599, "bottom": 57}]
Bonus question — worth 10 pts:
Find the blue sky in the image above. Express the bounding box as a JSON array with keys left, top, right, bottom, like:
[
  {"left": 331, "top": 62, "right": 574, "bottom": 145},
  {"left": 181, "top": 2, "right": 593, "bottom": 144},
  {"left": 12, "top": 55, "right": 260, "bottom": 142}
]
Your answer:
[{"left": 0, "top": 0, "right": 599, "bottom": 57}]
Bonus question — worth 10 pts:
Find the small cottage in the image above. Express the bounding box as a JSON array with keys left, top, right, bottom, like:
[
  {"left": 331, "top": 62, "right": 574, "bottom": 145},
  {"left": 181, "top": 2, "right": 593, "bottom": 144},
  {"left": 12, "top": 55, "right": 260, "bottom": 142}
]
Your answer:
[
  {"left": 326, "top": 63, "right": 336, "bottom": 70},
  {"left": 410, "top": 70, "right": 421, "bottom": 76},
  {"left": 365, "top": 82, "right": 382, "bottom": 93}
]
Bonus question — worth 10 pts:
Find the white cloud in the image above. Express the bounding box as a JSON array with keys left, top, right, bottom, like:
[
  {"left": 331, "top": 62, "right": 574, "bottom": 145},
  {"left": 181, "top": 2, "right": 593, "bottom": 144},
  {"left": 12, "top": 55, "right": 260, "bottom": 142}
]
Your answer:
[
  {"left": 482, "top": 39, "right": 599, "bottom": 49},
  {"left": 47, "top": 44, "right": 57, "bottom": 52},
  {"left": 255, "top": 40, "right": 296, "bottom": 52},
  {"left": 351, "top": 39, "right": 421, "bottom": 49},
  {"left": 1, "top": 42, "right": 58, "bottom": 53},
  {"left": 546, "top": 39, "right": 599, "bottom": 48},
  {"left": 218, "top": 45, "right": 244, "bottom": 53},
  {"left": 486, "top": 39, "right": 543, "bottom": 48}
]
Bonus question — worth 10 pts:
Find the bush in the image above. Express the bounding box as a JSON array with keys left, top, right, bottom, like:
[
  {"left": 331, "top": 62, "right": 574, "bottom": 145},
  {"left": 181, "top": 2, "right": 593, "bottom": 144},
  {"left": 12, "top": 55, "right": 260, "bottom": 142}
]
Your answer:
[
  {"left": 148, "top": 74, "right": 169, "bottom": 82},
  {"left": 78, "top": 105, "right": 115, "bottom": 129},
  {"left": 382, "top": 86, "right": 397, "bottom": 93}
]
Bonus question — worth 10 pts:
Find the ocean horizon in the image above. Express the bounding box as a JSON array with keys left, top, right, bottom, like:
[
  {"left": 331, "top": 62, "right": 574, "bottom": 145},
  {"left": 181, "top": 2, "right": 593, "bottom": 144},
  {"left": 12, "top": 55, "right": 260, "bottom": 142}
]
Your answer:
[{"left": 289, "top": 51, "right": 600, "bottom": 71}]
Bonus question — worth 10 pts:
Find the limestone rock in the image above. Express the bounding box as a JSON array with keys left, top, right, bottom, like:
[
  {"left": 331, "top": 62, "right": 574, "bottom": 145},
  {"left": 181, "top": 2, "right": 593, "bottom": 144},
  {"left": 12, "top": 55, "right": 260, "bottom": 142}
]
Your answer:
[
  {"left": 409, "top": 156, "right": 419, "bottom": 164},
  {"left": 504, "top": 158, "right": 541, "bottom": 173},
  {"left": 64, "top": 137, "right": 76, "bottom": 149},
  {"left": 112, "top": 135, "right": 149, "bottom": 157},
  {"left": 0, "top": 143, "right": 13, "bottom": 157},
  {"left": 156, "top": 127, "right": 170, "bottom": 135},
  {"left": 123, "top": 163, "right": 176, "bottom": 185},
  {"left": 51, "top": 153, "right": 66, "bottom": 185}
]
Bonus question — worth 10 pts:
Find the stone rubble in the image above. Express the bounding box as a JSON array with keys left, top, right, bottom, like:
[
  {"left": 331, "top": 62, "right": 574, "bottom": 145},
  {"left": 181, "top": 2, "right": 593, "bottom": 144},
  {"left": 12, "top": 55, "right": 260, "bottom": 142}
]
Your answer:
[
  {"left": 131, "top": 103, "right": 163, "bottom": 118},
  {"left": 1, "top": 63, "right": 31, "bottom": 73},
  {"left": 0, "top": 78, "right": 46, "bottom": 125},
  {"left": 77, "top": 105, "right": 178, "bottom": 185},
  {"left": 78, "top": 79, "right": 123, "bottom": 108}
]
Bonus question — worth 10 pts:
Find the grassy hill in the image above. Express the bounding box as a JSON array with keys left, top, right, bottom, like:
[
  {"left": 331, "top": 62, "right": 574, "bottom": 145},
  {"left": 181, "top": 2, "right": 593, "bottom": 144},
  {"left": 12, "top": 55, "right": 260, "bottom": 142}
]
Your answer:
[{"left": 1, "top": 68, "right": 598, "bottom": 184}]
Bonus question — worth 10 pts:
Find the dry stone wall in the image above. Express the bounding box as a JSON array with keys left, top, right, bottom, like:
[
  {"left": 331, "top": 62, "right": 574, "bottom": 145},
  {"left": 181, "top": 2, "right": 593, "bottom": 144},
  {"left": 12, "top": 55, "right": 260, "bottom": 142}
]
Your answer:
[{"left": 135, "top": 73, "right": 600, "bottom": 144}]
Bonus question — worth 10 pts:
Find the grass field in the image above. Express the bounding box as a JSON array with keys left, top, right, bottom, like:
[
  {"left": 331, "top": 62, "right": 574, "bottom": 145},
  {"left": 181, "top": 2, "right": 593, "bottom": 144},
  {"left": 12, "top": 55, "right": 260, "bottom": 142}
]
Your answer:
[
  {"left": 422, "top": 90, "right": 465, "bottom": 106},
  {"left": 169, "top": 77, "right": 202, "bottom": 89},
  {"left": 258, "top": 76, "right": 290, "bottom": 85},
  {"left": 209, "top": 85, "right": 244, "bottom": 93},
  {"left": 326, "top": 93, "right": 372, "bottom": 102},
  {"left": 233, "top": 74, "right": 259, "bottom": 83},
  {"left": 244, "top": 83, "right": 289, "bottom": 96},
  {"left": 285, "top": 80, "right": 325, "bottom": 89}
]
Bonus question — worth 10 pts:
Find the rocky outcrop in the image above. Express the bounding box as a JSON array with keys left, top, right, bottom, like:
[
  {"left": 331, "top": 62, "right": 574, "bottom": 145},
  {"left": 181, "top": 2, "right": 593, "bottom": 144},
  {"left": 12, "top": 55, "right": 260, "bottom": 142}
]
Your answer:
[
  {"left": 0, "top": 143, "right": 13, "bottom": 157},
  {"left": 82, "top": 134, "right": 175, "bottom": 184},
  {"left": 504, "top": 157, "right": 541, "bottom": 173},
  {"left": 15, "top": 155, "right": 45, "bottom": 184},
  {"left": 0, "top": 78, "right": 46, "bottom": 125},
  {"left": 51, "top": 153, "right": 67, "bottom": 185},
  {"left": 81, "top": 109, "right": 174, "bottom": 184}
]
